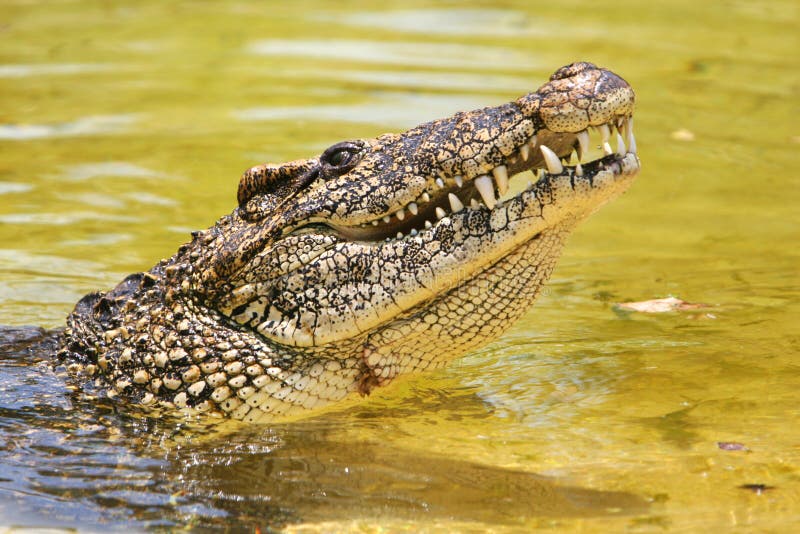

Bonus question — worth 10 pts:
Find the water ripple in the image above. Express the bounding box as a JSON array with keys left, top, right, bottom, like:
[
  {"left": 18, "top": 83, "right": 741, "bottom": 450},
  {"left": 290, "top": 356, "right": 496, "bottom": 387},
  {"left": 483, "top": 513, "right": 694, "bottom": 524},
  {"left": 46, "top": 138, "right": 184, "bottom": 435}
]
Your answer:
[
  {"left": 234, "top": 93, "right": 495, "bottom": 128},
  {"left": 0, "top": 114, "right": 140, "bottom": 141},
  {"left": 248, "top": 39, "right": 536, "bottom": 70}
]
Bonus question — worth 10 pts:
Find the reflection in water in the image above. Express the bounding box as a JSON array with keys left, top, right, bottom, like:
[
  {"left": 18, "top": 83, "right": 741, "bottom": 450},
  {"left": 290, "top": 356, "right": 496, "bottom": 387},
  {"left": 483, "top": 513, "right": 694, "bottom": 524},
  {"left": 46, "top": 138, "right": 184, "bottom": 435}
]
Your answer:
[
  {"left": 0, "top": 63, "right": 116, "bottom": 78},
  {"left": 248, "top": 39, "right": 537, "bottom": 70},
  {"left": 56, "top": 162, "right": 170, "bottom": 182},
  {"left": 0, "top": 183, "right": 33, "bottom": 195},
  {"left": 0, "top": 327, "right": 646, "bottom": 530},
  {"left": 331, "top": 8, "right": 547, "bottom": 37},
  {"left": 0, "top": 114, "right": 139, "bottom": 141},
  {"left": 234, "top": 93, "right": 493, "bottom": 128}
]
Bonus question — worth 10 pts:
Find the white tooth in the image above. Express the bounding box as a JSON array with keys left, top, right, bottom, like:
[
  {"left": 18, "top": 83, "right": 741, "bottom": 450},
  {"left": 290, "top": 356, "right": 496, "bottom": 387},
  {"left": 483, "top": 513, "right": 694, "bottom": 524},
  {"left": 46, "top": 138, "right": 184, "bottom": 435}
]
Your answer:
[
  {"left": 626, "top": 117, "right": 636, "bottom": 154},
  {"left": 575, "top": 163, "right": 584, "bottom": 176},
  {"left": 577, "top": 130, "right": 589, "bottom": 161},
  {"left": 454, "top": 175, "right": 464, "bottom": 188},
  {"left": 540, "top": 145, "right": 563, "bottom": 174},
  {"left": 601, "top": 123, "right": 613, "bottom": 155},
  {"left": 519, "top": 143, "right": 530, "bottom": 161},
  {"left": 492, "top": 165, "right": 509, "bottom": 195},
  {"left": 435, "top": 207, "right": 446, "bottom": 220},
  {"left": 470, "top": 198, "right": 480, "bottom": 209},
  {"left": 435, "top": 178, "right": 445, "bottom": 189},
  {"left": 448, "top": 193, "right": 464, "bottom": 213},
  {"left": 371, "top": 220, "right": 379, "bottom": 226},
  {"left": 529, "top": 135, "right": 537, "bottom": 148},
  {"left": 599, "top": 123, "right": 611, "bottom": 144},
  {"left": 424, "top": 220, "right": 433, "bottom": 229},
  {"left": 396, "top": 208, "right": 406, "bottom": 221},
  {"left": 615, "top": 132, "right": 626, "bottom": 156},
  {"left": 474, "top": 175, "right": 497, "bottom": 209},
  {"left": 396, "top": 231, "right": 404, "bottom": 239},
  {"left": 421, "top": 192, "right": 431, "bottom": 203},
  {"left": 526, "top": 180, "right": 533, "bottom": 189},
  {"left": 409, "top": 228, "right": 418, "bottom": 236},
  {"left": 382, "top": 215, "right": 391, "bottom": 224},
  {"left": 408, "top": 202, "right": 418, "bottom": 215}
]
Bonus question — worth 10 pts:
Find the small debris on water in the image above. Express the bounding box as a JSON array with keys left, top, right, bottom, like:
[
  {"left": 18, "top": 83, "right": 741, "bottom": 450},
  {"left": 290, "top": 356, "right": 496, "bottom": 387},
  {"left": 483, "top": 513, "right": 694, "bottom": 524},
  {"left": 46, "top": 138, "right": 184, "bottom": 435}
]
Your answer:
[
  {"left": 671, "top": 129, "right": 695, "bottom": 141},
  {"left": 739, "top": 483, "right": 775, "bottom": 495},
  {"left": 717, "top": 441, "right": 748, "bottom": 451},
  {"left": 616, "top": 297, "right": 708, "bottom": 313}
]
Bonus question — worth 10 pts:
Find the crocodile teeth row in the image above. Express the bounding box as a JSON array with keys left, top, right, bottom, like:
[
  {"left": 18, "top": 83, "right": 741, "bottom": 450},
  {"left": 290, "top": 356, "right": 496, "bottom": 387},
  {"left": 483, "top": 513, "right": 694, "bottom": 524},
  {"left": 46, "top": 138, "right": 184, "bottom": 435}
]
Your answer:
[{"left": 379, "top": 117, "right": 636, "bottom": 236}]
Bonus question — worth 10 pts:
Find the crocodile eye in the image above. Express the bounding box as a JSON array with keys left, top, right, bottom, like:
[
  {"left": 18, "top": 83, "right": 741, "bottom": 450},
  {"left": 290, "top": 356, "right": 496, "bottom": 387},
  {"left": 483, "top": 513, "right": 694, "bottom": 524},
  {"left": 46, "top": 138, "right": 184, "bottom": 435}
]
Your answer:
[{"left": 320, "top": 141, "right": 364, "bottom": 173}]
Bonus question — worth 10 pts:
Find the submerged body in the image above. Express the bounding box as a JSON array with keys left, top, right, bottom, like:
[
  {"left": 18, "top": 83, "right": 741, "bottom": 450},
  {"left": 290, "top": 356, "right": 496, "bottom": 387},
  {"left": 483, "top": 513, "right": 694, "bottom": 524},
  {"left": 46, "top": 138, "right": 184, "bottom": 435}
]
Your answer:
[{"left": 56, "top": 62, "right": 640, "bottom": 422}]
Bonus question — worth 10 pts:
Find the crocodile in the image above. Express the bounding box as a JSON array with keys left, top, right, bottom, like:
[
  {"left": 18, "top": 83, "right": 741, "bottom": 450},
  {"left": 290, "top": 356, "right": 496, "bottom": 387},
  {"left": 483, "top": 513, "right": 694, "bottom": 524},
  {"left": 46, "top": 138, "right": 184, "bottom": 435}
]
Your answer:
[{"left": 55, "top": 62, "right": 640, "bottom": 423}]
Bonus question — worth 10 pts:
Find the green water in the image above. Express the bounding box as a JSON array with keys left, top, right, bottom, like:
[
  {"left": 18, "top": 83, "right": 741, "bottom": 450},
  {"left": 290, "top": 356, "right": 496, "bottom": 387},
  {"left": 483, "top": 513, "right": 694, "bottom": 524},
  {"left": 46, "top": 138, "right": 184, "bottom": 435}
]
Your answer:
[{"left": 1, "top": 0, "right": 798, "bottom": 531}]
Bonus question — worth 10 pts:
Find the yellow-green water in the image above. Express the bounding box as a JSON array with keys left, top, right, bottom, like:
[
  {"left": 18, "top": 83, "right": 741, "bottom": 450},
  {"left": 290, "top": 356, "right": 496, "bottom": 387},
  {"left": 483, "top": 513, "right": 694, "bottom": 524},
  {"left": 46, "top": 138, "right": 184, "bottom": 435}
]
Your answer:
[{"left": 1, "top": 0, "right": 798, "bottom": 531}]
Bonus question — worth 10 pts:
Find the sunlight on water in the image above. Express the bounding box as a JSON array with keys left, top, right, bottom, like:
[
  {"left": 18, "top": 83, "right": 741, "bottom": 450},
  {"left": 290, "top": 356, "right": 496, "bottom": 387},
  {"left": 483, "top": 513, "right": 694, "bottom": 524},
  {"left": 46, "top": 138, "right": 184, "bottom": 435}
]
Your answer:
[{"left": 0, "top": 0, "right": 798, "bottom": 531}]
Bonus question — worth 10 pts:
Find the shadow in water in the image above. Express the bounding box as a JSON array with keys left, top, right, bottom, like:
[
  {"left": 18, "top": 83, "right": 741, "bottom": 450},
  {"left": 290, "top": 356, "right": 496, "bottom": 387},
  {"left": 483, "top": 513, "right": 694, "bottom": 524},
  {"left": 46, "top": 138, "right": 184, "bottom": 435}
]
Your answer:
[
  {"left": 0, "top": 326, "right": 647, "bottom": 530},
  {"left": 177, "top": 427, "right": 649, "bottom": 528}
]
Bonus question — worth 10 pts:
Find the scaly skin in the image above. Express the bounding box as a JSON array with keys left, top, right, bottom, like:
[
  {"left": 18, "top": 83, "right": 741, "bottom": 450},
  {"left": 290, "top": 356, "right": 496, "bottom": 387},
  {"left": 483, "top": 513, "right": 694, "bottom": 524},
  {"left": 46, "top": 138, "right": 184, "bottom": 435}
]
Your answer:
[{"left": 57, "top": 62, "right": 640, "bottom": 422}]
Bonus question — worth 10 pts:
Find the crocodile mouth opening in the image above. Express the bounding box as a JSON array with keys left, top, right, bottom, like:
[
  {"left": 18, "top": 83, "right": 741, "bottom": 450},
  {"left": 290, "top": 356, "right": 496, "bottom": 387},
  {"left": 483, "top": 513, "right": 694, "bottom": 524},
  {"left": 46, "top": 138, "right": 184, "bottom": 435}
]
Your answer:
[{"left": 331, "top": 117, "right": 638, "bottom": 242}]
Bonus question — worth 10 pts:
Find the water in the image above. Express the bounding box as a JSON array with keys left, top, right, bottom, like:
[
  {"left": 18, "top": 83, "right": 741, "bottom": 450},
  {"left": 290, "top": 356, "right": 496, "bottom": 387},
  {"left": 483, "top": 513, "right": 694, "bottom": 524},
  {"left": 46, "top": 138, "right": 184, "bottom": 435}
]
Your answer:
[{"left": 1, "top": 0, "right": 798, "bottom": 530}]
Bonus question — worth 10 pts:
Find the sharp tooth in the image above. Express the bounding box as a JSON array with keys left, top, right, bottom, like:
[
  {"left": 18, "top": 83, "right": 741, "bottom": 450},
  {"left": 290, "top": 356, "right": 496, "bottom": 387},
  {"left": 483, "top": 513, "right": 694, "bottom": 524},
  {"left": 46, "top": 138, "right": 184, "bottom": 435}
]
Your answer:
[
  {"left": 540, "top": 145, "right": 563, "bottom": 174},
  {"left": 435, "top": 207, "right": 446, "bottom": 220},
  {"left": 615, "top": 132, "right": 626, "bottom": 156},
  {"left": 448, "top": 193, "right": 464, "bottom": 213},
  {"left": 519, "top": 143, "right": 530, "bottom": 161},
  {"left": 435, "top": 178, "right": 445, "bottom": 189},
  {"left": 382, "top": 215, "right": 391, "bottom": 224},
  {"left": 575, "top": 163, "right": 583, "bottom": 176},
  {"left": 470, "top": 198, "right": 480, "bottom": 209},
  {"left": 599, "top": 124, "right": 611, "bottom": 144},
  {"left": 492, "top": 165, "right": 509, "bottom": 195},
  {"left": 408, "top": 202, "right": 418, "bottom": 215},
  {"left": 454, "top": 175, "right": 464, "bottom": 188},
  {"left": 371, "top": 220, "right": 379, "bottom": 226},
  {"left": 409, "top": 228, "right": 418, "bottom": 236},
  {"left": 577, "top": 130, "right": 589, "bottom": 161},
  {"left": 599, "top": 124, "right": 613, "bottom": 155},
  {"left": 396, "top": 208, "right": 406, "bottom": 221},
  {"left": 626, "top": 117, "right": 636, "bottom": 154},
  {"left": 529, "top": 135, "right": 537, "bottom": 148},
  {"left": 424, "top": 220, "right": 433, "bottom": 229},
  {"left": 474, "top": 175, "right": 497, "bottom": 209},
  {"left": 396, "top": 231, "right": 404, "bottom": 239},
  {"left": 421, "top": 192, "right": 431, "bottom": 203}
]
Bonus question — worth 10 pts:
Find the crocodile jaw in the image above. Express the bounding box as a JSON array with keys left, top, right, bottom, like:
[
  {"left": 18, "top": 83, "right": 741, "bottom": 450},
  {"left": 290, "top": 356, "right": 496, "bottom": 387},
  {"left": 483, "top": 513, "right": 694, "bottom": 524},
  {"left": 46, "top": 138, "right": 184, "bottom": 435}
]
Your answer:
[{"left": 237, "top": 149, "right": 639, "bottom": 350}]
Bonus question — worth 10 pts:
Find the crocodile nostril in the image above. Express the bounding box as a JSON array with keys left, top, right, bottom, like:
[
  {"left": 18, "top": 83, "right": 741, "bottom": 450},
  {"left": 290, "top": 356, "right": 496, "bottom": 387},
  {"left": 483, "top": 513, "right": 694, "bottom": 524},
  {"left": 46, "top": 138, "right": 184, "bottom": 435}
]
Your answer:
[{"left": 550, "top": 61, "right": 597, "bottom": 81}]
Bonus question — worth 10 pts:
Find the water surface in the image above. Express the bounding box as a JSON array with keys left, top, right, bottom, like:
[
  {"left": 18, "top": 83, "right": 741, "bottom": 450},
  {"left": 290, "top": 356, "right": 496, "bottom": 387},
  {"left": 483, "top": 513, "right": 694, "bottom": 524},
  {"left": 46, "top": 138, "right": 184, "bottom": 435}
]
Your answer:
[{"left": 1, "top": 0, "right": 798, "bottom": 531}]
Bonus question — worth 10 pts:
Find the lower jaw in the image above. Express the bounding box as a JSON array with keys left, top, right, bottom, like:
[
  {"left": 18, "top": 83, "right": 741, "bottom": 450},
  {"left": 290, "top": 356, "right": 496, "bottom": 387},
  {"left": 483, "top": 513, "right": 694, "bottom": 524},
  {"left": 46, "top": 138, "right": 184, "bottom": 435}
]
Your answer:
[{"left": 363, "top": 227, "right": 571, "bottom": 376}]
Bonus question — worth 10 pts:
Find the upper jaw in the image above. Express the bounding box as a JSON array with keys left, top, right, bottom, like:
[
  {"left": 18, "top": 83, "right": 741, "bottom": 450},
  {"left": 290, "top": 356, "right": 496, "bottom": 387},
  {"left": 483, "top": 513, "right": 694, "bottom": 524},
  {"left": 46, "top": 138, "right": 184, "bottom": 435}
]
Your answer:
[{"left": 332, "top": 114, "right": 638, "bottom": 242}]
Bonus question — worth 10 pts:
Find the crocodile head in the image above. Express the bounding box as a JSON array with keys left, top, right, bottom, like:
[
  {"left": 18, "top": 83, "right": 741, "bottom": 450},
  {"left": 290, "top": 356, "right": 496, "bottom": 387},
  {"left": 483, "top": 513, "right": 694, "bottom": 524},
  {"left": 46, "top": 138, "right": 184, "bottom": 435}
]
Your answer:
[{"left": 60, "top": 62, "right": 639, "bottom": 421}]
